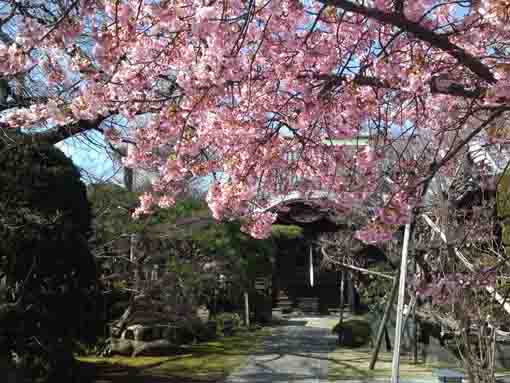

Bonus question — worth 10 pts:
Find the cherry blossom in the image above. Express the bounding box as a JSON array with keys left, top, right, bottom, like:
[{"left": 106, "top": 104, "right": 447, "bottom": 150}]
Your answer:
[{"left": 1, "top": 0, "right": 509, "bottom": 241}]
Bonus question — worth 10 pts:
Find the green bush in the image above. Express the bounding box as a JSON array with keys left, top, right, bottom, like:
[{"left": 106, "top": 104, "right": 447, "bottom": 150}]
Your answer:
[
  {"left": 173, "top": 320, "right": 198, "bottom": 344},
  {"left": 0, "top": 141, "right": 100, "bottom": 382},
  {"left": 171, "top": 318, "right": 218, "bottom": 344},
  {"left": 191, "top": 319, "right": 218, "bottom": 342},
  {"left": 332, "top": 317, "right": 372, "bottom": 348},
  {"left": 199, "top": 321, "right": 219, "bottom": 341},
  {"left": 215, "top": 312, "right": 242, "bottom": 335},
  {"left": 270, "top": 224, "right": 304, "bottom": 239}
]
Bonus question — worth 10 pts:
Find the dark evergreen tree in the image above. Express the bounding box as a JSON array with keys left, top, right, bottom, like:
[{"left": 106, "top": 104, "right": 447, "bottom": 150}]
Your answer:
[{"left": 0, "top": 140, "right": 100, "bottom": 382}]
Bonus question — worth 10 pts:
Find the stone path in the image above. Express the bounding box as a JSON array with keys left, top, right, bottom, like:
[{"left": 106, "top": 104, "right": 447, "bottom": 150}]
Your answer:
[{"left": 226, "top": 316, "right": 338, "bottom": 383}]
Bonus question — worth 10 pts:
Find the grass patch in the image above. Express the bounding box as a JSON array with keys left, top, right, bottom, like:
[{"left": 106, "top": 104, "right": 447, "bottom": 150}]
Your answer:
[
  {"left": 328, "top": 347, "right": 456, "bottom": 380},
  {"left": 78, "top": 327, "right": 270, "bottom": 383},
  {"left": 328, "top": 347, "right": 510, "bottom": 381}
]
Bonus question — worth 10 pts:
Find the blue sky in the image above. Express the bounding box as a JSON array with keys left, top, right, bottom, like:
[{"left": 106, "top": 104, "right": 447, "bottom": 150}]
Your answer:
[{"left": 57, "top": 131, "right": 120, "bottom": 184}]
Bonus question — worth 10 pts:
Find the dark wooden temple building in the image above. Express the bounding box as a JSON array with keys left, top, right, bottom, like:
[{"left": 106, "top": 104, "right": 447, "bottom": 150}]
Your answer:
[
  {"left": 268, "top": 194, "right": 392, "bottom": 316},
  {"left": 265, "top": 136, "right": 394, "bottom": 317}
]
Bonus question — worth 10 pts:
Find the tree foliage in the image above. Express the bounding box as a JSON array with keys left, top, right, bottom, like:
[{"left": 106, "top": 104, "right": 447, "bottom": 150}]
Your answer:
[
  {"left": 90, "top": 183, "right": 275, "bottom": 321},
  {"left": 0, "top": 141, "right": 99, "bottom": 381}
]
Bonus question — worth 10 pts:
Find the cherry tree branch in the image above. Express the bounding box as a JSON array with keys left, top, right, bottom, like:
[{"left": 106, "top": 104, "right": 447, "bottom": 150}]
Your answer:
[
  {"left": 314, "top": 73, "right": 484, "bottom": 98},
  {"left": 22, "top": 115, "right": 110, "bottom": 145},
  {"left": 0, "top": 96, "right": 49, "bottom": 112},
  {"left": 321, "top": 246, "right": 395, "bottom": 279},
  {"left": 38, "top": 0, "right": 80, "bottom": 43},
  {"left": 394, "top": 0, "right": 404, "bottom": 14},
  {"left": 318, "top": 0, "right": 496, "bottom": 83},
  {"left": 422, "top": 214, "right": 510, "bottom": 316},
  {"left": 413, "top": 108, "right": 508, "bottom": 191}
]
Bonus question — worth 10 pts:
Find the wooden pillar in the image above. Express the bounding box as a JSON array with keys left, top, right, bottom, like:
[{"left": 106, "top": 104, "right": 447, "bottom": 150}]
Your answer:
[
  {"left": 412, "top": 256, "right": 418, "bottom": 364},
  {"left": 391, "top": 223, "right": 411, "bottom": 383},
  {"left": 244, "top": 292, "right": 250, "bottom": 327},
  {"left": 369, "top": 272, "right": 399, "bottom": 370},
  {"left": 348, "top": 273, "right": 356, "bottom": 313},
  {"left": 151, "top": 265, "right": 159, "bottom": 281},
  {"left": 129, "top": 234, "right": 136, "bottom": 263},
  {"left": 133, "top": 268, "right": 140, "bottom": 290},
  {"left": 338, "top": 269, "right": 345, "bottom": 344},
  {"left": 309, "top": 244, "right": 314, "bottom": 287}
]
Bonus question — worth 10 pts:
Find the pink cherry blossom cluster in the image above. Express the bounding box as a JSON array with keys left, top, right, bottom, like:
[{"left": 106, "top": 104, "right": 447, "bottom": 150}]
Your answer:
[
  {"left": 206, "top": 182, "right": 257, "bottom": 221},
  {"left": 132, "top": 193, "right": 155, "bottom": 218},
  {"left": 418, "top": 270, "right": 497, "bottom": 305},
  {"left": 0, "top": 0, "right": 508, "bottom": 241},
  {"left": 354, "top": 222, "right": 395, "bottom": 244},
  {"left": 0, "top": 43, "right": 31, "bottom": 76},
  {"left": 241, "top": 212, "right": 278, "bottom": 239},
  {"left": 378, "top": 191, "right": 413, "bottom": 226},
  {"left": 1, "top": 104, "right": 49, "bottom": 128}
]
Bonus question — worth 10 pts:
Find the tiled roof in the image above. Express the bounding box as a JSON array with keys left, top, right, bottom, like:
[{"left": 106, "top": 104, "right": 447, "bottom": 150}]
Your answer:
[
  {"left": 468, "top": 138, "right": 510, "bottom": 175},
  {"left": 449, "top": 137, "right": 510, "bottom": 205}
]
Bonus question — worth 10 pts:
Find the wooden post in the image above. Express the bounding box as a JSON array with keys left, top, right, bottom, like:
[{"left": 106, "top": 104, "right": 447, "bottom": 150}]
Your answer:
[
  {"left": 391, "top": 223, "right": 411, "bottom": 383},
  {"left": 125, "top": 163, "right": 138, "bottom": 284},
  {"left": 130, "top": 233, "right": 140, "bottom": 289},
  {"left": 384, "top": 327, "right": 392, "bottom": 352},
  {"left": 129, "top": 234, "right": 136, "bottom": 262},
  {"left": 348, "top": 273, "right": 356, "bottom": 313},
  {"left": 369, "top": 271, "right": 399, "bottom": 370},
  {"left": 338, "top": 269, "right": 345, "bottom": 344},
  {"left": 309, "top": 244, "right": 314, "bottom": 287},
  {"left": 412, "top": 255, "right": 418, "bottom": 364},
  {"left": 244, "top": 292, "right": 250, "bottom": 327},
  {"left": 401, "top": 295, "right": 417, "bottom": 335}
]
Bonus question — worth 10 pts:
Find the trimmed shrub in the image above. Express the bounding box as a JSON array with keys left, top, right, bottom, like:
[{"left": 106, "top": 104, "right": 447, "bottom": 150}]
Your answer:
[
  {"left": 171, "top": 318, "right": 218, "bottom": 344},
  {"left": 215, "top": 312, "right": 242, "bottom": 335},
  {"left": 0, "top": 141, "right": 99, "bottom": 382},
  {"left": 332, "top": 317, "right": 372, "bottom": 348}
]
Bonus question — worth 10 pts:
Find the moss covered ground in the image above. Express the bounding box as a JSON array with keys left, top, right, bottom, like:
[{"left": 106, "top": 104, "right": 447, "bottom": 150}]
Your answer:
[
  {"left": 328, "top": 315, "right": 451, "bottom": 380},
  {"left": 328, "top": 347, "right": 454, "bottom": 380},
  {"left": 78, "top": 327, "right": 270, "bottom": 382}
]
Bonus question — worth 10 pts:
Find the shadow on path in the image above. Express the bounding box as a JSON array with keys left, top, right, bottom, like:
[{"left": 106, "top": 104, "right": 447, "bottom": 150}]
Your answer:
[{"left": 226, "top": 316, "right": 337, "bottom": 383}]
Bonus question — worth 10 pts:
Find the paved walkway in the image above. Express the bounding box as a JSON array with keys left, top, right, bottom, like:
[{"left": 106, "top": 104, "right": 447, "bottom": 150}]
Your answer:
[{"left": 226, "top": 316, "right": 338, "bottom": 383}]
